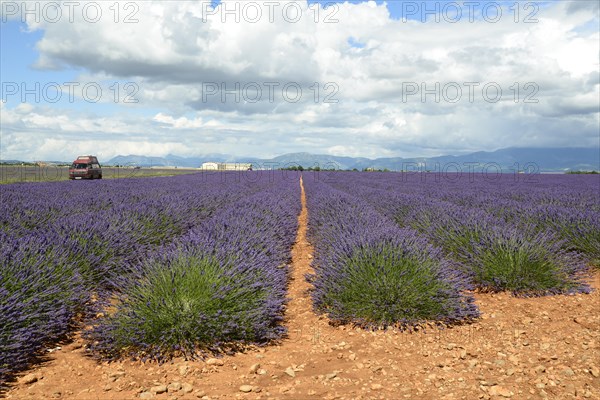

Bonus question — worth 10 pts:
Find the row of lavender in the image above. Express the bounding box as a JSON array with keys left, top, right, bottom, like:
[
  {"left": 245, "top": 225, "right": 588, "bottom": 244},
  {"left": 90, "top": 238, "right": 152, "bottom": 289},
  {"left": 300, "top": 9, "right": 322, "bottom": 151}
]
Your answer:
[
  {"left": 86, "top": 174, "right": 300, "bottom": 361},
  {"left": 316, "top": 172, "right": 596, "bottom": 296},
  {"left": 1, "top": 175, "right": 261, "bottom": 290},
  {"left": 303, "top": 177, "right": 480, "bottom": 329},
  {"left": 1, "top": 173, "right": 300, "bottom": 384},
  {"left": 329, "top": 172, "right": 599, "bottom": 261}
]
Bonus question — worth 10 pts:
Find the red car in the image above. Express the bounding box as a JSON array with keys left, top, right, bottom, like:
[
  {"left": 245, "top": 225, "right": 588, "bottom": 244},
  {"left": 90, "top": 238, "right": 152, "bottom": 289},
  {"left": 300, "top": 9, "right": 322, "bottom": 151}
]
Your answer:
[{"left": 69, "top": 156, "right": 103, "bottom": 180}]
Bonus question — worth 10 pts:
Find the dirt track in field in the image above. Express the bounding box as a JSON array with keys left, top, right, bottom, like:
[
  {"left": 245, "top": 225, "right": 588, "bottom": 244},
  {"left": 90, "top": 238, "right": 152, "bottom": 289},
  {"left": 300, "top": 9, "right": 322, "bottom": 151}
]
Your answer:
[{"left": 5, "top": 177, "right": 600, "bottom": 400}]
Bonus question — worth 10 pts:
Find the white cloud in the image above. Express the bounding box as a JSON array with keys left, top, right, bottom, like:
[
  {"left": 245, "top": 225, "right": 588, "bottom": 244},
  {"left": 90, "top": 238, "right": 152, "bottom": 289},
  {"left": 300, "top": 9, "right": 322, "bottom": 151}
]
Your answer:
[
  {"left": 153, "top": 113, "right": 204, "bottom": 129},
  {"left": 1, "top": 0, "right": 598, "bottom": 160}
]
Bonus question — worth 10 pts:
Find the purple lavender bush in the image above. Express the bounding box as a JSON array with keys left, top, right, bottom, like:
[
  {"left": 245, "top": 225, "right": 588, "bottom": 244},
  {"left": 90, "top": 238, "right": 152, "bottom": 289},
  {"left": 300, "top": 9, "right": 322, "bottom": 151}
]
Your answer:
[
  {"left": 85, "top": 174, "right": 301, "bottom": 361},
  {"left": 410, "top": 200, "right": 592, "bottom": 296},
  {"left": 303, "top": 177, "right": 479, "bottom": 329},
  {"left": 0, "top": 232, "right": 89, "bottom": 385},
  {"left": 456, "top": 226, "right": 591, "bottom": 296},
  {"left": 533, "top": 207, "right": 600, "bottom": 268},
  {"left": 315, "top": 171, "right": 595, "bottom": 295},
  {"left": 1, "top": 172, "right": 284, "bottom": 384}
]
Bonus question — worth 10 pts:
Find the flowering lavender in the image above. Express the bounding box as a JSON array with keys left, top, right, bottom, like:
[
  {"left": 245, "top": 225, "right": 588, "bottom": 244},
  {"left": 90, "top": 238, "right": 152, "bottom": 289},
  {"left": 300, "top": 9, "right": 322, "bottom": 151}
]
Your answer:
[
  {"left": 1, "top": 172, "right": 295, "bottom": 384},
  {"left": 458, "top": 227, "right": 591, "bottom": 296},
  {"left": 2, "top": 168, "right": 596, "bottom": 384},
  {"left": 303, "top": 177, "right": 479, "bottom": 329},
  {"left": 84, "top": 173, "right": 301, "bottom": 361},
  {"left": 313, "top": 171, "right": 595, "bottom": 295},
  {"left": 0, "top": 232, "right": 88, "bottom": 384}
]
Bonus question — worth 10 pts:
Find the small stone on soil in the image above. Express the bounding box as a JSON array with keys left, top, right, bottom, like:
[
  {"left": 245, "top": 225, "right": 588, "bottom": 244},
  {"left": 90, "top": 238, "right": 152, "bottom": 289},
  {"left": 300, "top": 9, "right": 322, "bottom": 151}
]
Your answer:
[
  {"left": 489, "top": 385, "right": 512, "bottom": 397},
  {"left": 206, "top": 358, "right": 224, "bottom": 366},
  {"left": 20, "top": 373, "right": 39, "bottom": 384},
  {"left": 150, "top": 385, "right": 167, "bottom": 394},
  {"left": 249, "top": 363, "right": 260, "bottom": 374},
  {"left": 239, "top": 385, "right": 253, "bottom": 393}
]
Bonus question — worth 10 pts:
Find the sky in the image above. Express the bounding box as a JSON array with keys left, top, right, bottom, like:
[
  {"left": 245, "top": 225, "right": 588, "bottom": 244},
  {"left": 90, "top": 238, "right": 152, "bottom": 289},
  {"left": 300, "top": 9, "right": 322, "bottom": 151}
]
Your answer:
[{"left": 1, "top": 0, "right": 599, "bottom": 161}]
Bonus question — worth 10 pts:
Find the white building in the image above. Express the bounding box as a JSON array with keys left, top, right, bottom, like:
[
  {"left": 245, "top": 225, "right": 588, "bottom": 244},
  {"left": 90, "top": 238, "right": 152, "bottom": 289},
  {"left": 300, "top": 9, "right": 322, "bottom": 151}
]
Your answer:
[
  {"left": 201, "top": 162, "right": 252, "bottom": 171},
  {"left": 201, "top": 162, "right": 220, "bottom": 170}
]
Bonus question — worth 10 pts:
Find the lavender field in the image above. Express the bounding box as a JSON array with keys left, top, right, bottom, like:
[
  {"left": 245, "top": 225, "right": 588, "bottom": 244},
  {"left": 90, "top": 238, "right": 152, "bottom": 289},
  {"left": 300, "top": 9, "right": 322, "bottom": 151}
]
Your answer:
[
  {"left": 1, "top": 171, "right": 598, "bottom": 387},
  {"left": 302, "top": 172, "right": 598, "bottom": 330},
  {"left": 1, "top": 172, "right": 300, "bottom": 384}
]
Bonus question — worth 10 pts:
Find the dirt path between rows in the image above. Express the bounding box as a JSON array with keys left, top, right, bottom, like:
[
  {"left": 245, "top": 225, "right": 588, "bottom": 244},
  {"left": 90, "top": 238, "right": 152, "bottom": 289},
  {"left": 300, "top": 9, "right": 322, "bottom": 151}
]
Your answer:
[
  {"left": 283, "top": 175, "right": 328, "bottom": 349},
  {"left": 6, "top": 177, "right": 600, "bottom": 399}
]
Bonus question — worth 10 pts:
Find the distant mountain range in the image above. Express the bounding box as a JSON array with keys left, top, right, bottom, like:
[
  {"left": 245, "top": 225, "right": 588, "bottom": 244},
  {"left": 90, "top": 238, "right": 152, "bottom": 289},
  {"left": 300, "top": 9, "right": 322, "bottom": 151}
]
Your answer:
[
  {"left": 2, "top": 147, "right": 598, "bottom": 172},
  {"left": 104, "top": 147, "right": 599, "bottom": 172}
]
